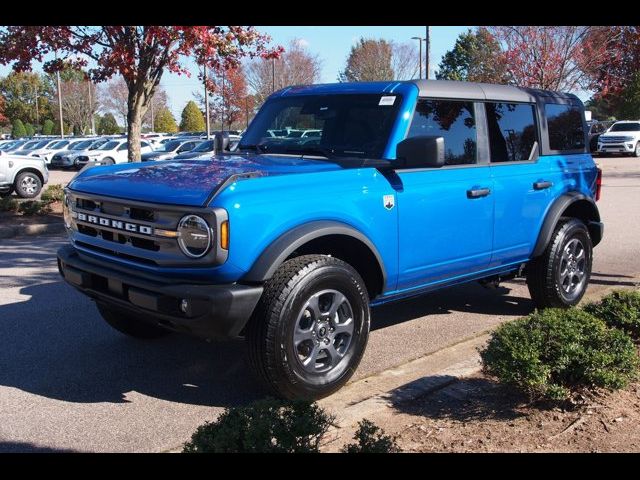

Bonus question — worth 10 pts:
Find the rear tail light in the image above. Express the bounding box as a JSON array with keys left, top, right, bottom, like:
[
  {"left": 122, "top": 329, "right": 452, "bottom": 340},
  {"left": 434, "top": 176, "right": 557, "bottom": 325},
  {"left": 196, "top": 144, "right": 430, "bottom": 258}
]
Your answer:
[{"left": 595, "top": 167, "right": 602, "bottom": 202}]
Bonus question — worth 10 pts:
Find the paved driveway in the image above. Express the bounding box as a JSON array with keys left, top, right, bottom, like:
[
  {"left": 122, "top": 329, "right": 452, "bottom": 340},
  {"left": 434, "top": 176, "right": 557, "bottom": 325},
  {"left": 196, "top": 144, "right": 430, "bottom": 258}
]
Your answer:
[{"left": 0, "top": 156, "right": 638, "bottom": 452}]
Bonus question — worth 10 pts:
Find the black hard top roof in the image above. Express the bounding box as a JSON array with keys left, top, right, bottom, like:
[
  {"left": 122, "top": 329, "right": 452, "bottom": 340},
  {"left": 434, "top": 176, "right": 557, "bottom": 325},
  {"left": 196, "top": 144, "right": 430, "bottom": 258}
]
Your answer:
[{"left": 410, "top": 79, "right": 581, "bottom": 105}]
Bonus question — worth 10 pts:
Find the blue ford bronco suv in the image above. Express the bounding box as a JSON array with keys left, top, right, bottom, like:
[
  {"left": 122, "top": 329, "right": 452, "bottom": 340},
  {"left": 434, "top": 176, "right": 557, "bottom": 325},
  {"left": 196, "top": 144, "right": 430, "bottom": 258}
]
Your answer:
[{"left": 57, "top": 80, "right": 603, "bottom": 400}]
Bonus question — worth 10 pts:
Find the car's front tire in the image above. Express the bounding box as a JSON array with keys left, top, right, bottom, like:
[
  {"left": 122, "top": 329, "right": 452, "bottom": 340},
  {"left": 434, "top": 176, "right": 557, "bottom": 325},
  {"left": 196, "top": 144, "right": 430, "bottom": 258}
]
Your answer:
[
  {"left": 633, "top": 142, "right": 640, "bottom": 157},
  {"left": 96, "top": 303, "right": 171, "bottom": 339},
  {"left": 14, "top": 171, "right": 42, "bottom": 198},
  {"left": 526, "top": 218, "right": 593, "bottom": 309},
  {"left": 246, "top": 255, "right": 371, "bottom": 400}
]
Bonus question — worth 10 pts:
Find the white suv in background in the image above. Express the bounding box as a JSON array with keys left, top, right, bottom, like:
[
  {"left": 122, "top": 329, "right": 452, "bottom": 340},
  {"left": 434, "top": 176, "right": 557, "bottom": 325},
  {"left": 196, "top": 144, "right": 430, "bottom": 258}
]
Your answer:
[
  {"left": 597, "top": 120, "right": 640, "bottom": 157},
  {"left": 76, "top": 139, "right": 153, "bottom": 166}
]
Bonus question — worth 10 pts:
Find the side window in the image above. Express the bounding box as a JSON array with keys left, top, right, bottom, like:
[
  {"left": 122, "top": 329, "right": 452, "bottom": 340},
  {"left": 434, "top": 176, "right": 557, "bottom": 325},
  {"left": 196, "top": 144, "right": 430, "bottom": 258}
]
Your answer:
[
  {"left": 485, "top": 102, "right": 538, "bottom": 163},
  {"left": 546, "top": 103, "right": 585, "bottom": 151},
  {"left": 117, "top": 142, "right": 128, "bottom": 151},
  {"left": 408, "top": 99, "right": 476, "bottom": 165}
]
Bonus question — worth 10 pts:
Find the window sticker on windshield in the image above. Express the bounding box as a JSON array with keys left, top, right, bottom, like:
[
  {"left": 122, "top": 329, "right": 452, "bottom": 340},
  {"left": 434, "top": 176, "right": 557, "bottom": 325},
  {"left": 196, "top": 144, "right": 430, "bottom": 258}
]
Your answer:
[{"left": 379, "top": 96, "right": 396, "bottom": 106}]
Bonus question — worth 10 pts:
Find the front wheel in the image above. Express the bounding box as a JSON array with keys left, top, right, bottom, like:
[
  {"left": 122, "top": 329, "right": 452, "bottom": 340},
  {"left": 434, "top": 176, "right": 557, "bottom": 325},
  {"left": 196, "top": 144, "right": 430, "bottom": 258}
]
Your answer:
[
  {"left": 526, "top": 218, "right": 593, "bottom": 309},
  {"left": 633, "top": 142, "right": 640, "bottom": 157},
  {"left": 246, "top": 255, "right": 371, "bottom": 400},
  {"left": 14, "top": 171, "right": 42, "bottom": 198}
]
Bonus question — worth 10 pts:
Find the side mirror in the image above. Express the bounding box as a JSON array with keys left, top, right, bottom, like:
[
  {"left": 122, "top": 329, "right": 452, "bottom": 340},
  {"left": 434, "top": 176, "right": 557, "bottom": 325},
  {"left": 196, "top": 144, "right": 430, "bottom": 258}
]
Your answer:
[
  {"left": 396, "top": 135, "right": 445, "bottom": 169},
  {"left": 213, "top": 132, "right": 230, "bottom": 153}
]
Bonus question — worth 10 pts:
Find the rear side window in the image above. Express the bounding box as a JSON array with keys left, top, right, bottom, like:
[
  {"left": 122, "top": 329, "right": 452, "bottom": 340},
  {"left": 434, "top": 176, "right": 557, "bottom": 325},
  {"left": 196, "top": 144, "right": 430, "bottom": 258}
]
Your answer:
[
  {"left": 408, "top": 99, "right": 476, "bottom": 165},
  {"left": 546, "top": 104, "right": 585, "bottom": 151},
  {"left": 486, "top": 103, "right": 538, "bottom": 163}
]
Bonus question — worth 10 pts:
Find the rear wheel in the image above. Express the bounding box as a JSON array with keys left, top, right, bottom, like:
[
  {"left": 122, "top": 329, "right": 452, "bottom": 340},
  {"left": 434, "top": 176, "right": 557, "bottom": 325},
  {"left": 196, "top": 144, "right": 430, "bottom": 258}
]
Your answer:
[
  {"left": 526, "top": 218, "right": 593, "bottom": 309},
  {"left": 96, "top": 303, "right": 170, "bottom": 339},
  {"left": 102, "top": 157, "right": 115, "bottom": 166},
  {"left": 246, "top": 255, "right": 370, "bottom": 400}
]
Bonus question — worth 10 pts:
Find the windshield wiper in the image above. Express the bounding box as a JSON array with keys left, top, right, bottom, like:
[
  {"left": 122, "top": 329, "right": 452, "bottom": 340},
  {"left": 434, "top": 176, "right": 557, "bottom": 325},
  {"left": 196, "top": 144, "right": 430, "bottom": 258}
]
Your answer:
[{"left": 282, "top": 146, "right": 336, "bottom": 158}]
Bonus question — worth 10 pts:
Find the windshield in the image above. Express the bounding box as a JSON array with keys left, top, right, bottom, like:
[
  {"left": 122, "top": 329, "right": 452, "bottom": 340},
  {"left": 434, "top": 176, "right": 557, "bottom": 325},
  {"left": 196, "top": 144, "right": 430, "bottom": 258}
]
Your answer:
[
  {"left": 156, "top": 140, "right": 182, "bottom": 152},
  {"left": 34, "top": 140, "right": 50, "bottom": 149},
  {"left": 610, "top": 123, "right": 640, "bottom": 132},
  {"left": 49, "top": 140, "right": 68, "bottom": 149},
  {"left": 238, "top": 94, "right": 402, "bottom": 159},
  {"left": 21, "top": 141, "right": 39, "bottom": 149},
  {"left": 71, "top": 140, "right": 91, "bottom": 150},
  {"left": 89, "top": 140, "right": 108, "bottom": 150},
  {"left": 99, "top": 141, "right": 120, "bottom": 150},
  {"left": 192, "top": 140, "right": 214, "bottom": 152}
]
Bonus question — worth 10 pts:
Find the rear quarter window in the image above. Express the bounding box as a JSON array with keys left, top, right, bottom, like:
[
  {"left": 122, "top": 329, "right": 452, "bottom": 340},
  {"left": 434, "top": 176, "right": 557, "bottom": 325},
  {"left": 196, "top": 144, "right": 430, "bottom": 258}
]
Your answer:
[{"left": 545, "top": 103, "right": 585, "bottom": 152}]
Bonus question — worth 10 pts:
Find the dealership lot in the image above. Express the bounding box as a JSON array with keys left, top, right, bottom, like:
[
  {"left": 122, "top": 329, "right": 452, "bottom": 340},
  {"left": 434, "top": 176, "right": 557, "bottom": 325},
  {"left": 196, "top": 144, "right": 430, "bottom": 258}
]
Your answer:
[{"left": 0, "top": 156, "right": 638, "bottom": 452}]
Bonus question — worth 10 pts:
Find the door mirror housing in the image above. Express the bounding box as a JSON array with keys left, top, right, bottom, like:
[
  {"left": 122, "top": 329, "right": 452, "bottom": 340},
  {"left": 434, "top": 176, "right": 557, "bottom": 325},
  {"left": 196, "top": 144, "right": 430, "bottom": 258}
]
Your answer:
[{"left": 395, "top": 135, "right": 445, "bottom": 169}]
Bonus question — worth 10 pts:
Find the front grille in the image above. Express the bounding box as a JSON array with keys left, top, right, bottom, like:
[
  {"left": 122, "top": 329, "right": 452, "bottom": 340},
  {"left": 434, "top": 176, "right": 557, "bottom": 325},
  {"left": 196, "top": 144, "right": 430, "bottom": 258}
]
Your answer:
[
  {"left": 77, "top": 155, "right": 89, "bottom": 162},
  {"left": 52, "top": 154, "right": 62, "bottom": 162},
  {"left": 600, "top": 136, "right": 630, "bottom": 143},
  {"left": 67, "top": 191, "right": 226, "bottom": 268}
]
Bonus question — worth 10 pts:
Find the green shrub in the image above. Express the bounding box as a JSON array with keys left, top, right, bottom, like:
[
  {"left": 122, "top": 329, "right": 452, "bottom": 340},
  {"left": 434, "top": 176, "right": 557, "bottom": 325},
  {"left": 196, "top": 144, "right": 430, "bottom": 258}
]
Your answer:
[
  {"left": 40, "top": 184, "right": 64, "bottom": 204},
  {"left": 183, "top": 398, "right": 334, "bottom": 453},
  {"left": 42, "top": 119, "right": 54, "bottom": 136},
  {"left": 584, "top": 290, "right": 640, "bottom": 340},
  {"left": 480, "top": 308, "right": 639, "bottom": 401},
  {"left": 0, "top": 196, "right": 18, "bottom": 212},
  {"left": 341, "top": 419, "right": 400, "bottom": 453},
  {"left": 18, "top": 200, "right": 51, "bottom": 216}
]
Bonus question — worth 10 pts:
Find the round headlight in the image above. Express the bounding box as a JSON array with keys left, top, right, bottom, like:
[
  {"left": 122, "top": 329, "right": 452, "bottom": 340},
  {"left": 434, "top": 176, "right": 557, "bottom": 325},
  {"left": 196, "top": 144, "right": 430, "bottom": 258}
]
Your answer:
[{"left": 177, "top": 215, "right": 212, "bottom": 258}]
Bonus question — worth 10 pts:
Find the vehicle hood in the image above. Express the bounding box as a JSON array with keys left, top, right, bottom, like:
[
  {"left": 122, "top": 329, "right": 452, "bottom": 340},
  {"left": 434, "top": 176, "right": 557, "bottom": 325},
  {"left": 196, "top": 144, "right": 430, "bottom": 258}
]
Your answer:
[
  {"left": 68, "top": 153, "right": 344, "bottom": 206},
  {"left": 599, "top": 131, "right": 640, "bottom": 138}
]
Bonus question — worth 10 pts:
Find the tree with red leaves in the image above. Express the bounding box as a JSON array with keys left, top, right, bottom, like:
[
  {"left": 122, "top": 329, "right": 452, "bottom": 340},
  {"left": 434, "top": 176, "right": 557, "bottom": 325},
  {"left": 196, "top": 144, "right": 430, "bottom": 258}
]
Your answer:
[
  {"left": 212, "top": 65, "right": 251, "bottom": 130},
  {"left": 0, "top": 26, "right": 281, "bottom": 161},
  {"left": 489, "top": 26, "right": 611, "bottom": 92},
  {"left": 582, "top": 26, "right": 640, "bottom": 118},
  {"left": 0, "top": 94, "right": 8, "bottom": 127}
]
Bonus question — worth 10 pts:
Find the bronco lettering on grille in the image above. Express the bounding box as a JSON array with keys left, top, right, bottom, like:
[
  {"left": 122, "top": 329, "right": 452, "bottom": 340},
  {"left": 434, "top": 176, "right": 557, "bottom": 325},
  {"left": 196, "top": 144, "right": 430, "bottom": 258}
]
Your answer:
[{"left": 76, "top": 212, "right": 153, "bottom": 235}]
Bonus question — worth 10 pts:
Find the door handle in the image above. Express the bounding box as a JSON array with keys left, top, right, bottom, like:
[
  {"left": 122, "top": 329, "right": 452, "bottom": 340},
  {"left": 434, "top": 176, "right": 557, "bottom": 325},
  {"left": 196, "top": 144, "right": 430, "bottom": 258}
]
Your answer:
[
  {"left": 467, "top": 187, "right": 491, "bottom": 199},
  {"left": 533, "top": 181, "right": 553, "bottom": 190}
]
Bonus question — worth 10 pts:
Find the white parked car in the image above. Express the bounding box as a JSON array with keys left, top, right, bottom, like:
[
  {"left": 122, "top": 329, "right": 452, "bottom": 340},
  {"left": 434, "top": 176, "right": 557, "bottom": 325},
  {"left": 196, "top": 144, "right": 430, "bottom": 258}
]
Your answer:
[
  {"left": 29, "top": 138, "right": 84, "bottom": 164},
  {"left": 0, "top": 153, "right": 49, "bottom": 198},
  {"left": 76, "top": 139, "right": 153, "bottom": 166},
  {"left": 597, "top": 120, "right": 640, "bottom": 157}
]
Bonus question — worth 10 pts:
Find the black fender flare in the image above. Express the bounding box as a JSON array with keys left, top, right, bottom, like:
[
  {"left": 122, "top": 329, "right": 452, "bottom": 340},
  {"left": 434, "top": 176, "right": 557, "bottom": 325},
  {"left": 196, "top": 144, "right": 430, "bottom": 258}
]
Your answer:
[
  {"left": 242, "top": 220, "right": 387, "bottom": 289},
  {"left": 532, "top": 192, "right": 602, "bottom": 258}
]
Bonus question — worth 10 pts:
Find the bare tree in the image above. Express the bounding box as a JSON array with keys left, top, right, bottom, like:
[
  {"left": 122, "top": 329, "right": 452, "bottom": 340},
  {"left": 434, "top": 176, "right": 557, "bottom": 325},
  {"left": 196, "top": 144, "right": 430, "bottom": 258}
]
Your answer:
[
  {"left": 391, "top": 41, "right": 420, "bottom": 80},
  {"left": 100, "top": 76, "right": 169, "bottom": 131},
  {"left": 246, "top": 39, "right": 322, "bottom": 105},
  {"left": 99, "top": 77, "right": 128, "bottom": 127}
]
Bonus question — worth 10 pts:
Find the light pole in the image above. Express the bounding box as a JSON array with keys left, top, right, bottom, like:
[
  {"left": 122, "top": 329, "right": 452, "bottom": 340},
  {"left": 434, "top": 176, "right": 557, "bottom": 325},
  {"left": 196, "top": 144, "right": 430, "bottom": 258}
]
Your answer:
[
  {"left": 55, "top": 51, "right": 64, "bottom": 138},
  {"left": 203, "top": 66, "right": 211, "bottom": 139},
  {"left": 88, "top": 78, "right": 95, "bottom": 135},
  {"left": 411, "top": 36, "right": 424, "bottom": 79},
  {"left": 425, "top": 26, "right": 431, "bottom": 79}
]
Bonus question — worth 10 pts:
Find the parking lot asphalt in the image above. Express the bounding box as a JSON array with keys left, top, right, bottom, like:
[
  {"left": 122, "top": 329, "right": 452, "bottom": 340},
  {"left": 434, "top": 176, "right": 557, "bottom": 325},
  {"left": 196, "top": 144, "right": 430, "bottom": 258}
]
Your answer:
[{"left": 1, "top": 157, "right": 639, "bottom": 452}]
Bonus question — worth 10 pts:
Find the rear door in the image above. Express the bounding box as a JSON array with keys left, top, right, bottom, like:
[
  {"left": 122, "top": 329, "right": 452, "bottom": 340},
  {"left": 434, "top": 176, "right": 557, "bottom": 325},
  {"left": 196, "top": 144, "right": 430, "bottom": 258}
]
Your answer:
[
  {"left": 396, "top": 98, "right": 494, "bottom": 291},
  {"left": 485, "top": 101, "right": 554, "bottom": 267}
]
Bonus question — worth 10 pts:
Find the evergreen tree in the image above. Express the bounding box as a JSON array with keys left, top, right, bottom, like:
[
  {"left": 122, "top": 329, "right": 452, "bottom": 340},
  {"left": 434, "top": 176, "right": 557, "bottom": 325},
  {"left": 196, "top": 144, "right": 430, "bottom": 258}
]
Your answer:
[
  {"left": 180, "top": 101, "right": 205, "bottom": 132},
  {"left": 154, "top": 107, "right": 179, "bottom": 133},
  {"left": 24, "top": 122, "right": 35, "bottom": 136},
  {"left": 97, "top": 113, "right": 120, "bottom": 135},
  {"left": 11, "top": 118, "right": 26, "bottom": 138},
  {"left": 42, "top": 119, "right": 54, "bottom": 135}
]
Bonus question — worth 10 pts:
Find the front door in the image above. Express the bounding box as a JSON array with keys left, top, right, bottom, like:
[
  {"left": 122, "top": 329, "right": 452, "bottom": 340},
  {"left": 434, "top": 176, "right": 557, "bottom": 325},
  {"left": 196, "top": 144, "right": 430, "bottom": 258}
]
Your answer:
[{"left": 396, "top": 99, "right": 494, "bottom": 292}]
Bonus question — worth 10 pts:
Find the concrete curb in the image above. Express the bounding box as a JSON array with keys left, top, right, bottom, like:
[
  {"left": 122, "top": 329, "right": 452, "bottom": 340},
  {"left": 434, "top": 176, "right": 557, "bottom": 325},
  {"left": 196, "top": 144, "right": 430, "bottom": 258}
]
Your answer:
[{"left": 0, "top": 222, "right": 65, "bottom": 239}]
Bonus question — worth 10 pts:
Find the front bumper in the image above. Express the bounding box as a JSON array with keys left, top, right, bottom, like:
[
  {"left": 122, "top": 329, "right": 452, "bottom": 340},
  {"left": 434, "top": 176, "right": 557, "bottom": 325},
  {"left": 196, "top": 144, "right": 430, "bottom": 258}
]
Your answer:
[
  {"left": 598, "top": 142, "right": 635, "bottom": 153},
  {"left": 57, "top": 244, "right": 263, "bottom": 339}
]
